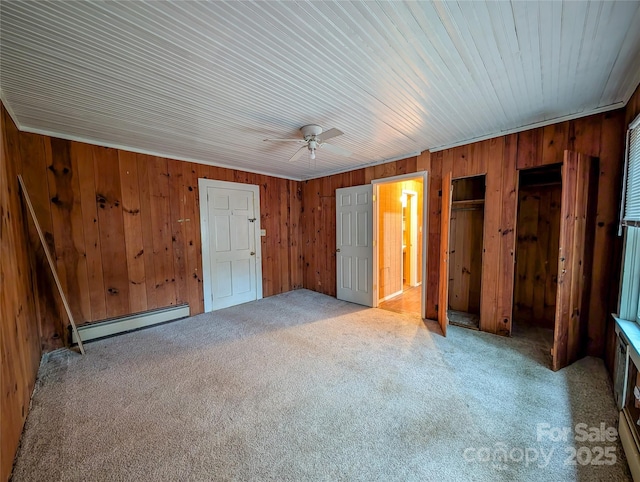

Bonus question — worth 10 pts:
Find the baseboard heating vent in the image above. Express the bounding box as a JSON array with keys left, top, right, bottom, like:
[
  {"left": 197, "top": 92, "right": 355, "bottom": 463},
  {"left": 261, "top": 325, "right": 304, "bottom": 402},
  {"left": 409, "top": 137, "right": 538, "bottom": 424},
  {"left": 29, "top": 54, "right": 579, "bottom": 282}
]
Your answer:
[{"left": 71, "top": 304, "right": 190, "bottom": 344}]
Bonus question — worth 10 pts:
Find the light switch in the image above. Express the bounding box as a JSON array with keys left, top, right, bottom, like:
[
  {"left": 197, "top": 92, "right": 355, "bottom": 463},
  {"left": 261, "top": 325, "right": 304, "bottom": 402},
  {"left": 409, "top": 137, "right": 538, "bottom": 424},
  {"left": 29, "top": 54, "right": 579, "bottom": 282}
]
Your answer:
[{"left": 260, "top": 229, "right": 266, "bottom": 237}]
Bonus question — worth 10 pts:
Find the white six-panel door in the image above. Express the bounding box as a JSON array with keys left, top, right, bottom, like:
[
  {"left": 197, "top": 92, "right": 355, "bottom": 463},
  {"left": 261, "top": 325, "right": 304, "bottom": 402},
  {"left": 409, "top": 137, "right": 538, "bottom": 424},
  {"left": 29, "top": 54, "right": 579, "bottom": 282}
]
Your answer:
[
  {"left": 199, "top": 179, "right": 262, "bottom": 312},
  {"left": 336, "top": 185, "right": 374, "bottom": 307}
]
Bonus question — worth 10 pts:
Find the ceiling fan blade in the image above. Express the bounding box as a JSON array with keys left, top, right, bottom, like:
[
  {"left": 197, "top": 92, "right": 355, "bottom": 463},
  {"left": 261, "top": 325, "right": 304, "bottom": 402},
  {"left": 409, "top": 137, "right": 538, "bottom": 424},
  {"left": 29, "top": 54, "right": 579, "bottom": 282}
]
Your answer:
[
  {"left": 288, "top": 146, "right": 308, "bottom": 162},
  {"left": 321, "top": 142, "right": 352, "bottom": 157},
  {"left": 264, "top": 138, "right": 306, "bottom": 143},
  {"left": 318, "top": 128, "right": 343, "bottom": 142}
]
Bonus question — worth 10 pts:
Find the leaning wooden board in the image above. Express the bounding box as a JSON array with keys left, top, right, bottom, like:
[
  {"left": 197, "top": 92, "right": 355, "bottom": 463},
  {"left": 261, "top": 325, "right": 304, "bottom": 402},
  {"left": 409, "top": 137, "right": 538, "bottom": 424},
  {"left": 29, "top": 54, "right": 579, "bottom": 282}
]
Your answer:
[{"left": 18, "top": 175, "right": 85, "bottom": 354}]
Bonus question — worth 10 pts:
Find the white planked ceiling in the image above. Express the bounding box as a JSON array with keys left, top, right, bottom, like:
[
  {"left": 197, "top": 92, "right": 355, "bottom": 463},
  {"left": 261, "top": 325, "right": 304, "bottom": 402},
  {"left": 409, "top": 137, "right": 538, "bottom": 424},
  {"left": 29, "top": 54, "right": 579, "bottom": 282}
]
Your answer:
[{"left": 1, "top": 1, "right": 639, "bottom": 180}]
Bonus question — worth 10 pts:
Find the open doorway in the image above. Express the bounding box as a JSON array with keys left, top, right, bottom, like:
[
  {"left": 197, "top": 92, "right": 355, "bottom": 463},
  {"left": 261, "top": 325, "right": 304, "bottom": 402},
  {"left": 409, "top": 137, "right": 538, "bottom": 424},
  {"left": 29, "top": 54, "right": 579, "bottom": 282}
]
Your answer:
[
  {"left": 512, "top": 165, "right": 562, "bottom": 352},
  {"left": 374, "top": 174, "right": 426, "bottom": 317},
  {"left": 446, "top": 175, "right": 485, "bottom": 330}
]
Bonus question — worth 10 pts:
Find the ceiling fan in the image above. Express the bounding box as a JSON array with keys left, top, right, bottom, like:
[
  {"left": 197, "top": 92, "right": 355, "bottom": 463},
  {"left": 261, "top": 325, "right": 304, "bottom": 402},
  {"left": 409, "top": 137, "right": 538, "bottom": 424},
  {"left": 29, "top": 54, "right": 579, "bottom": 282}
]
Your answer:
[{"left": 264, "top": 124, "right": 352, "bottom": 162}]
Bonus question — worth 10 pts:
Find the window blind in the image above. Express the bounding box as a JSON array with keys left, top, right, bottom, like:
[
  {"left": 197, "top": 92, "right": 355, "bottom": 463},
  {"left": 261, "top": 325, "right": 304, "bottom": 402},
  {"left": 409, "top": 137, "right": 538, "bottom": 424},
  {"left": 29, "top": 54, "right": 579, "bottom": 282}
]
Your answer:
[{"left": 623, "top": 115, "right": 640, "bottom": 226}]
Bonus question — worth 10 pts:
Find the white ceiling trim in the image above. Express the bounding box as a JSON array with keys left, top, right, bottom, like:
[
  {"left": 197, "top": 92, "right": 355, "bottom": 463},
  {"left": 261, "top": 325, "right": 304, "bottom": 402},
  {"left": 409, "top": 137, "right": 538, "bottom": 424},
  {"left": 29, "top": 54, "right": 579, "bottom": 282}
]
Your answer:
[
  {"left": 429, "top": 100, "right": 627, "bottom": 153},
  {"left": 15, "top": 123, "right": 301, "bottom": 182}
]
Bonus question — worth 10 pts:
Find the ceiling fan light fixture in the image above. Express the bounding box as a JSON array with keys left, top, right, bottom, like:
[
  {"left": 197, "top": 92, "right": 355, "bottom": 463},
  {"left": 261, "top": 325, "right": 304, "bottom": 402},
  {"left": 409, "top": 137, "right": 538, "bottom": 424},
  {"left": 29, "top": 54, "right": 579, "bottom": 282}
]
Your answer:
[{"left": 309, "top": 149, "right": 316, "bottom": 160}]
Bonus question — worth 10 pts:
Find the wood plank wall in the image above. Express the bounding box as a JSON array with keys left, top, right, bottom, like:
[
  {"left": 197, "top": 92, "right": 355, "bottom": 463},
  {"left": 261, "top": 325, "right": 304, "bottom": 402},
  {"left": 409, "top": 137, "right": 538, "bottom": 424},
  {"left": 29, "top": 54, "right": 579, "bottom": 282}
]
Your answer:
[
  {"left": 448, "top": 206, "right": 484, "bottom": 314},
  {"left": 514, "top": 184, "right": 562, "bottom": 328},
  {"left": 378, "top": 182, "right": 403, "bottom": 300},
  {"left": 1, "top": 105, "right": 43, "bottom": 481},
  {"left": 301, "top": 154, "right": 431, "bottom": 302},
  {"left": 2, "top": 108, "right": 303, "bottom": 341},
  {"left": 301, "top": 110, "right": 625, "bottom": 354}
]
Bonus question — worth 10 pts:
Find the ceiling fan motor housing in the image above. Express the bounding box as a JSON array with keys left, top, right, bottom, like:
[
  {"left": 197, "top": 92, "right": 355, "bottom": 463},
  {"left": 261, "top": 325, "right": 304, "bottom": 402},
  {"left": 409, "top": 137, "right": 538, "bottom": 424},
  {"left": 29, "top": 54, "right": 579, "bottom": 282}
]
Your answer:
[{"left": 300, "top": 124, "right": 323, "bottom": 139}]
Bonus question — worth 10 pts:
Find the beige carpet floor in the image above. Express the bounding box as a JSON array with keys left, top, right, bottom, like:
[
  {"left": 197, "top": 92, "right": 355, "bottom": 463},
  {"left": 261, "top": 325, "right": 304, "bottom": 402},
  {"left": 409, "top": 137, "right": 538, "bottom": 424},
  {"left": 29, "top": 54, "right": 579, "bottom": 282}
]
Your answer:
[{"left": 11, "top": 289, "right": 630, "bottom": 481}]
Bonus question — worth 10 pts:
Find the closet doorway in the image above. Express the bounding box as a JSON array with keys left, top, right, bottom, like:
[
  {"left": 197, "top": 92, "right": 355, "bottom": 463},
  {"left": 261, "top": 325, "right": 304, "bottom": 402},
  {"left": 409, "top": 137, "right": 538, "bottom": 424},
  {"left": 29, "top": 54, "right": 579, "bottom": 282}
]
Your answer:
[
  {"left": 513, "top": 151, "right": 598, "bottom": 371},
  {"left": 513, "top": 165, "right": 562, "bottom": 352},
  {"left": 446, "top": 175, "right": 485, "bottom": 330}
]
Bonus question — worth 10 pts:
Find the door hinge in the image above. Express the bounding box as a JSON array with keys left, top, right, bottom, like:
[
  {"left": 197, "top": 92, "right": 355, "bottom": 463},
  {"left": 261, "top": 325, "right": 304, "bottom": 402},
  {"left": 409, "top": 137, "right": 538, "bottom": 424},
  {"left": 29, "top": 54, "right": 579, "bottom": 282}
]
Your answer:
[
  {"left": 435, "top": 303, "right": 438, "bottom": 312},
  {"left": 372, "top": 194, "right": 376, "bottom": 202},
  {"left": 438, "top": 190, "right": 442, "bottom": 197}
]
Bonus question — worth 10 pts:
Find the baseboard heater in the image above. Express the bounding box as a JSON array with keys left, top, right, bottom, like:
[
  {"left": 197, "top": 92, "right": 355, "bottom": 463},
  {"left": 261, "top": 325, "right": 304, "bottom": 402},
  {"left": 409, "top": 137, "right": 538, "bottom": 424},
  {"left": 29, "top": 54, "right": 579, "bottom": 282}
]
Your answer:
[{"left": 71, "top": 304, "right": 190, "bottom": 344}]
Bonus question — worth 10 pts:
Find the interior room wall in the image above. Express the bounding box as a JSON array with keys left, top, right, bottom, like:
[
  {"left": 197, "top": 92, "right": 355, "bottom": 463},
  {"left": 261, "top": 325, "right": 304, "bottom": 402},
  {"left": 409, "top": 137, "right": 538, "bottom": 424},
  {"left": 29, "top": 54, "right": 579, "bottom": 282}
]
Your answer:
[
  {"left": 301, "top": 154, "right": 431, "bottom": 304},
  {"left": 301, "top": 109, "right": 626, "bottom": 357},
  {"left": 1, "top": 104, "right": 43, "bottom": 482},
  {"left": 514, "top": 184, "right": 562, "bottom": 329},
  {"left": 1, "top": 107, "right": 303, "bottom": 342},
  {"left": 448, "top": 206, "right": 484, "bottom": 315},
  {"left": 402, "top": 178, "right": 424, "bottom": 286},
  {"left": 378, "top": 182, "right": 403, "bottom": 300}
]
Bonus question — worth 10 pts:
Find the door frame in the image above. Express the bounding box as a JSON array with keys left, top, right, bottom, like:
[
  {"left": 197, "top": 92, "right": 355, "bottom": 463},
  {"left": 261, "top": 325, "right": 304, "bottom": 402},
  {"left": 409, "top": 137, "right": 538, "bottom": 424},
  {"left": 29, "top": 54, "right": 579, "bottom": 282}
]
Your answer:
[
  {"left": 372, "top": 171, "right": 428, "bottom": 318},
  {"left": 198, "top": 179, "right": 263, "bottom": 313}
]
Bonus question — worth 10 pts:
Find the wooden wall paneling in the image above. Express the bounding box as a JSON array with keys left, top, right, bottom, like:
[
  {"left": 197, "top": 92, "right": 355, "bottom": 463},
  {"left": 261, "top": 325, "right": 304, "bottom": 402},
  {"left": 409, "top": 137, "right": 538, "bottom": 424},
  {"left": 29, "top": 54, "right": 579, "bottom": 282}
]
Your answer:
[
  {"left": 515, "top": 183, "right": 563, "bottom": 328},
  {"left": 451, "top": 145, "right": 470, "bottom": 179},
  {"left": 93, "top": 145, "right": 130, "bottom": 318},
  {"left": 516, "top": 127, "right": 544, "bottom": 170},
  {"left": 571, "top": 115, "right": 602, "bottom": 158},
  {"left": 589, "top": 110, "right": 624, "bottom": 356},
  {"left": 495, "top": 134, "right": 518, "bottom": 335},
  {"left": 180, "top": 161, "right": 204, "bottom": 316},
  {"left": 135, "top": 154, "right": 158, "bottom": 310},
  {"left": 18, "top": 174, "right": 85, "bottom": 354},
  {"left": 438, "top": 171, "right": 452, "bottom": 335},
  {"left": 260, "top": 174, "right": 276, "bottom": 297},
  {"left": 515, "top": 189, "right": 537, "bottom": 312},
  {"left": 72, "top": 142, "right": 107, "bottom": 321},
  {"left": 18, "top": 132, "right": 68, "bottom": 342},
  {"left": 448, "top": 208, "right": 466, "bottom": 311},
  {"left": 17, "top": 132, "right": 55, "bottom": 253},
  {"left": 479, "top": 138, "right": 504, "bottom": 334},
  {"left": 146, "top": 156, "right": 177, "bottom": 308},
  {"left": 533, "top": 189, "right": 552, "bottom": 321},
  {"left": 168, "top": 160, "right": 188, "bottom": 305},
  {"left": 47, "top": 138, "right": 91, "bottom": 325},
  {"left": 468, "top": 207, "right": 484, "bottom": 313},
  {"left": 378, "top": 182, "right": 403, "bottom": 299},
  {"left": 288, "top": 179, "right": 303, "bottom": 290},
  {"left": 301, "top": 178, "right": 316, "bottom": 291},
  {"left": 278, "top": 178, "right": 290, "bottom": 293},
  {"left": 1, "top": 105, "right": 42, "bottom": 482},
  {"left": 545, "top": 188, "right": 562, "bottom": 313},
  {"left": 272, "top": 175, "right": 288, "bottom": 295},
  {"left": 541, "top": 123, "right": 570, "bottom": 166},
  {"left": 316, "top": 178, "right": 336, "bottom": 296},
  {"left": 118, "top": 151, "right": 148, "bottom": 314},
  {"left": 426, "top": 152, "right": 442, "bottom": 320}
]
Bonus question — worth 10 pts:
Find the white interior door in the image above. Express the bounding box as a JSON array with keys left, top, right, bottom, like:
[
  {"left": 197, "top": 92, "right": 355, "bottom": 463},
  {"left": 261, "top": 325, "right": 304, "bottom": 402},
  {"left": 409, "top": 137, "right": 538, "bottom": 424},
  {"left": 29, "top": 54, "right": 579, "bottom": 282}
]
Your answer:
[
  {"left": 336, "top": 185, "right": 373, "bottom": 307},
  {"left": 199, "top": 180, "right": 262, "bottom": 312}
]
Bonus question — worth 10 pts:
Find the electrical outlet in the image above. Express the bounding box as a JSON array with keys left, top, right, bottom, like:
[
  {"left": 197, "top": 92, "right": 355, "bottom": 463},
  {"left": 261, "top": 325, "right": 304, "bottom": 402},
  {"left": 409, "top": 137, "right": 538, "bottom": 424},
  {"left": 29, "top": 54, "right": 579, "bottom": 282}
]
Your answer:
[{"left": 260, "top": 229, "right": 266, "bottom": 237}]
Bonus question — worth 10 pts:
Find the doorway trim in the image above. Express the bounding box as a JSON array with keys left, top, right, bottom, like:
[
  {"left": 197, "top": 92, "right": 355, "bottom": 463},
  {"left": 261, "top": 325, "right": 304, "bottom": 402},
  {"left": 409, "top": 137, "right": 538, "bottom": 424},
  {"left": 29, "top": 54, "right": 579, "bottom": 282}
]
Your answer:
[
  {"left": 371, "top": 171, "right": 428, "bottom": 318},
  {"left": 198, "top": 179, "right": 263, "bottom": 313}
]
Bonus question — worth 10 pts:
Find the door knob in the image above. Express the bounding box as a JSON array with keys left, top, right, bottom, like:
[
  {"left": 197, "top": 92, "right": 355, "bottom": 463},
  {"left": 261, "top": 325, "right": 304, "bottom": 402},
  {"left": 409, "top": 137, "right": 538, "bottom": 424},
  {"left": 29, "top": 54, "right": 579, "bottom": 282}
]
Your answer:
[
  {"left": 336, "top": 248, "right": 341, "bottom": 253},
  {"left": 250, "top": 251, "right": 255, "bottom": 256}
]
